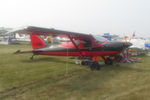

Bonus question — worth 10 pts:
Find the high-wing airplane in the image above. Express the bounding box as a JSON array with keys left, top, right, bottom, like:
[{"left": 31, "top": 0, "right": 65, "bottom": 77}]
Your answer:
[{"left": 11, "top": 26, "right": 132, "bottom": 70}]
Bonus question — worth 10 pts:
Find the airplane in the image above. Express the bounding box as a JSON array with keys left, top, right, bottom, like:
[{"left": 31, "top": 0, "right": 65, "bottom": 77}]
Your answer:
[{"left": 11, "top": 26, "right": 132, "bottom": 70}]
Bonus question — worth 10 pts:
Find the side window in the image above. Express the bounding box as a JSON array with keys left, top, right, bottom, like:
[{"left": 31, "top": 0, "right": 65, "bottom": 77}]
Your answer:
[{"left": 82, "top": 40, "right": 92, "bottom": 47}]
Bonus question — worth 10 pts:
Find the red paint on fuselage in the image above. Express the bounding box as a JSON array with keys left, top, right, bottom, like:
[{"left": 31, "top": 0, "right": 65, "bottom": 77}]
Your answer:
[
  {"left": 31, "top": 34, "right": 121, "bottom": 58},
  {"left": 34, "top": 51, "right": 120, "bottom": 57}
]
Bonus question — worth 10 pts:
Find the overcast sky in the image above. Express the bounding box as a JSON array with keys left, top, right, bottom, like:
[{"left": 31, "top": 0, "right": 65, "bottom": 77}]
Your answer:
[{"left": 0, "top": 0, "right": 150, "bottom": 37}]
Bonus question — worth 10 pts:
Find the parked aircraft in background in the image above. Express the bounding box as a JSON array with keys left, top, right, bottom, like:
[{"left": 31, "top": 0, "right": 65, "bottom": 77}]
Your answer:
[{"left": 15, "top": 33, "right": 30, "bottom": 42}]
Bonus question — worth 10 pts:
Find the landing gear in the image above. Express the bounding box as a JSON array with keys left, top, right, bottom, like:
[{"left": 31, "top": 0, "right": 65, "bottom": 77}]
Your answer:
[
  {"left": 90, "top": 61, "right": 100, "bottom": 71},
  {"left": 114, "top": 55, "right": 123, "bottom": 63},
  {"left": 105, "top": 57, "right": 113, "bottom": 65},
  {"left": 81, "top": 60, "right": 100, "bottom": 71},
  {"left": 81, "top": 60, "right": 92, "bottom": 66},
  {"left": 30, "top": 54, "right": 35, "bottom": 60}
]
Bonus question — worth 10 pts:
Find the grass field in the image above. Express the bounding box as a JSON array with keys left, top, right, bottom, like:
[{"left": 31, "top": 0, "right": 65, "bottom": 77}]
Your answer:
[{"left": 0, "top": 43, "right": 150, "bottom": 100}]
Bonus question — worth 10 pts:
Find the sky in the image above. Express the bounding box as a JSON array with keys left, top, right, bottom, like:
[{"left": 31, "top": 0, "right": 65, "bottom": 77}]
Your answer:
[{"left": 0, "top": 0, "right": 150, "bottom": 37}]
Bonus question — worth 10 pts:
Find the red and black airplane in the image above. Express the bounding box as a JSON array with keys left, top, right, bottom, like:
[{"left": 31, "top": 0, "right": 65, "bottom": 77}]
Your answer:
[{"left": 12, "top": 26, "right": 132, "bottom": 70}]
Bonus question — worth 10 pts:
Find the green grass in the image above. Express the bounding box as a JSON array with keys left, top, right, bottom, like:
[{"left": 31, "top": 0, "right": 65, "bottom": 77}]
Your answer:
[{"left": 0, "top": 43, "right": 150, "bottom": 100}]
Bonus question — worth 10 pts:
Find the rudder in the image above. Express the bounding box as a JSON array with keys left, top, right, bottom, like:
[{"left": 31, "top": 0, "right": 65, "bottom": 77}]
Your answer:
[{"left": 30, "top": 34, "right": 46, "bottom": 49}]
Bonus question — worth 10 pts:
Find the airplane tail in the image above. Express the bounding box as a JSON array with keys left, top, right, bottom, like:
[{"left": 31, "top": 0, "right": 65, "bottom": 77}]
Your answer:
[{"left": 30, "top": 34, "right": 47, "bottom": 49}]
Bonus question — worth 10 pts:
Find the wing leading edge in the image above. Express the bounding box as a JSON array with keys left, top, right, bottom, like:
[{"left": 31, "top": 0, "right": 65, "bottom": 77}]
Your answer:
[{"left": 11, "top": 26, "right": 91, "bottom": 38}]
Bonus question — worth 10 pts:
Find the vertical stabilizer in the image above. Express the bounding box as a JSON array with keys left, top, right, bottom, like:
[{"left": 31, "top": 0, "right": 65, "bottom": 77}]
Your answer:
[{"left": 30, "top": 34, "right": 46, "bottom": 49}]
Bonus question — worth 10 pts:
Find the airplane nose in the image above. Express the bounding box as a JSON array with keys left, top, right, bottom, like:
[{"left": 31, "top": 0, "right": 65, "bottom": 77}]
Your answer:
[{"left": 101, "top": 41, "right": 132, "bottom": 51}]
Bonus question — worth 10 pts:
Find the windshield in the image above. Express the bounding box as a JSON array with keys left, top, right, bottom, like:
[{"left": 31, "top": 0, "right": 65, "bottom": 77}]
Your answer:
[{"left": 93, "top": 35, "right": 107, "bottom": 43}]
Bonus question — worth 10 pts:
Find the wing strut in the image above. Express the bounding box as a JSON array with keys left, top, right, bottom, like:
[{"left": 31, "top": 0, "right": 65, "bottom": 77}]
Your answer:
[{"left": 68, "top": 34, "right": 83, "bottom": 56}]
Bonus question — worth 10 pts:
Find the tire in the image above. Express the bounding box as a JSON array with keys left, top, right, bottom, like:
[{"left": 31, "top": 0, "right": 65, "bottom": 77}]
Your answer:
[
  {"left": 81, "top": 61, "right": 85, "bottom": 65},
  {"left": 105, "top": 58, "right": 113, "bottom": 65},
  {"left": 90, "top": 62, "right": 100, "bottom": 70},
  {"left": 114, "top": 55, "right": 123, "bottom": 62}
]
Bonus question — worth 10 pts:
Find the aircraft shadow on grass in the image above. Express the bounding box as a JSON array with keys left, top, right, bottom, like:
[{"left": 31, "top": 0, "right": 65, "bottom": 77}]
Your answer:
[
  {"left": 21, "top": 56, "right": 75, "bottom": 65},
  {"left": 115, "top": 65, "right": 150, "bottom": 72},
  {"left": 21, "top": 56, "right": 150, "bottom": 72},
  {"left": 103, "top": 63, "right": 150, "bottom": 73}
]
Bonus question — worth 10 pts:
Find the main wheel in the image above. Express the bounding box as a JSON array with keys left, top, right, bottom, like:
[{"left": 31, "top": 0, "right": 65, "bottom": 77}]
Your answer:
[
  {"left": 90, "top": 62, "right": 100, "bottom": 71},
  {"left": 81, "top": 61, "right": 85, "bottom": 65},
  {"left": 114, "top": 55, "right": 123, "bottom": 62},
  {"left": 105, "top": 58, "right": 113, "bottom": 65},
  {"left": 81, "top": 60, "right": 92, "bottom": 66}
]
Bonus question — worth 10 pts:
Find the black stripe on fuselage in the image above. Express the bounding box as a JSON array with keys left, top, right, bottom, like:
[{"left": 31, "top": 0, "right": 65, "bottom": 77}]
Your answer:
[{"left": 33, "top": 45, "right": 124, "bottom": 53}]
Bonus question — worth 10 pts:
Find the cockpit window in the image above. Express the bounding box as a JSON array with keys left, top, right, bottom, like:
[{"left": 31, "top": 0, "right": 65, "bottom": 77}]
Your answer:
[
  {"left": 93, "top": 35, "right": 107, "bottom": 43},
  {"left": 82, "top": 40, "right": 92, "bottom": 47}
]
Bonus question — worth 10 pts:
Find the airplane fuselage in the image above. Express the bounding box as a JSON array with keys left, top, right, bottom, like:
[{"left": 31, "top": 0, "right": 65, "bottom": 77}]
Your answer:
[{"left": 33, "top": 41, "right": 132, "bottom": 57}]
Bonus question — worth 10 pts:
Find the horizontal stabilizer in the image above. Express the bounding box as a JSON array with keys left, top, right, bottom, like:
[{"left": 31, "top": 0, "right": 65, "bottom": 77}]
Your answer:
[{"left": 14, "top": 50, "right": 33, "bottom": 54}]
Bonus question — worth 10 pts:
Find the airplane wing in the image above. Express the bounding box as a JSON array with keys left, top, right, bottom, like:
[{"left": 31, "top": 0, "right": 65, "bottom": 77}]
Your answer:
[{"left": 11, "top": 26, "right": 91, "bottom": 39}]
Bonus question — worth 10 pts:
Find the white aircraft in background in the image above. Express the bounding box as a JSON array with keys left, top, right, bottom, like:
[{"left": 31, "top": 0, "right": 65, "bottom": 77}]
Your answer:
[{"left": 15, "top": 33, "right": 30, "bottom": 42}]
